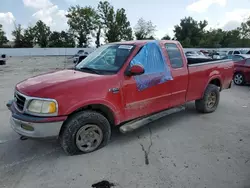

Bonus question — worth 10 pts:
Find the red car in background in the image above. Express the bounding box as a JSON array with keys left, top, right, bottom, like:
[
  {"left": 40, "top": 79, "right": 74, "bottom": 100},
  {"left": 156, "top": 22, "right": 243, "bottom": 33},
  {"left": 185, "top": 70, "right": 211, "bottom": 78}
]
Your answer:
[{"left": 233, "top": 54, "right": 250, "bottom": 85}]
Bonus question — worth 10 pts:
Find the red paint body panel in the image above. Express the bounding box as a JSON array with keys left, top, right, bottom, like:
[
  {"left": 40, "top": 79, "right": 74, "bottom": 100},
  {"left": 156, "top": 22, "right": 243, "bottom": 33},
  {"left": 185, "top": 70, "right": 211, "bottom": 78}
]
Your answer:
[
  {"left": 15, "top": 40, "right": 234, "bottom": 126},
  {"left": 186, "top": 61, "right": 234, "bottom": 102},
  {"left": 234, "top": 59, "right": 250, "bottom": 83}
]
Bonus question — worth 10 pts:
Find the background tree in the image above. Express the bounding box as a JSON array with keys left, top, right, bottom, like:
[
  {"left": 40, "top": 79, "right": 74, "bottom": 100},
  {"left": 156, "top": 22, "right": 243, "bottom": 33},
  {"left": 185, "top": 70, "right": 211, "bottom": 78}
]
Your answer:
[
  {"left": 0, "top": 24, "right": 8, "bottom": 47},
  {"left": 174, "top": 17, "right": 208, "bottom": 47},
  {"left": 66, "top": 5, "right": 99, "bottom": 47},
  {"left": 60, "top": 31, "right": 75, "bottom": 47},
  {"left": 48, "top": 31, "right": 75, "bottom": 47},
  {"left": 95, "top": 24, "right": 102, "bottom": 47},
  {"left": 240, "top": 17, "right": 250, "bottom": 39},
  {"left": 12, "top": 24, "right": 24, "bottom": 48},
  {"left": 48, "top": 31, "right": 62, "bottom": 47},
  {"left": 199, "top": 29, "right": 225, "bottom": 48},
  {"left": 33, "top": 20, "right": 51, "bottom": 47},
  {"left": 134, "top": 18, "right": 156, "bottom": 40},
  {"left": 98, "top": 1, "right": 133, "bottom": 42},
  {"left": 161, "top": 34, "right": 171, "bottom": 40},
  {"left": 22, "top": 26, "right": 35, "bottom": 47}
]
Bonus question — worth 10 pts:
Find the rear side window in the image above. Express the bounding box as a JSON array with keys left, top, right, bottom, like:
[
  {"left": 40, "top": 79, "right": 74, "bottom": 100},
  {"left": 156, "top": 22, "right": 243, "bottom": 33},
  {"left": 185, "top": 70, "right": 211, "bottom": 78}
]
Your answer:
[
  {"left": 233, "top": 51, "right": 240, "bottom": 54},
  {"left": 165, "top": 43, "right": 183, "bottom": 68}
]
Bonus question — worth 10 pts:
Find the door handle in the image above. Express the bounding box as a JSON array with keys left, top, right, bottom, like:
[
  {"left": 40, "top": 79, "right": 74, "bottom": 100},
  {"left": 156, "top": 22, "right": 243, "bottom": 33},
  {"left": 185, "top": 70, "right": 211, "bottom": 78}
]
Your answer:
[{"left": 109, "top": 88, "right": 120, "bottom": 93}]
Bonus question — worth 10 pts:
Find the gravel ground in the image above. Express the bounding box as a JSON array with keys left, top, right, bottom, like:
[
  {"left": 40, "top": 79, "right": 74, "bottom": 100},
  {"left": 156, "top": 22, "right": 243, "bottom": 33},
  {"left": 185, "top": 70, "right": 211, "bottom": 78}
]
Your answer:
[{"left": 0, "top": 56, "right": 250, "bottom": 188}]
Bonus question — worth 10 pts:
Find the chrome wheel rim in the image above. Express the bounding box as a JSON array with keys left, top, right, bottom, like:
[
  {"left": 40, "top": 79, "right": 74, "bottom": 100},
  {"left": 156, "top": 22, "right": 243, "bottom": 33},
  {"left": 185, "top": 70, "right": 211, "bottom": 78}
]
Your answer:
[
  {"left": 234, "top": 74, "right": 243, "bottom": 85},
  {"left": 207, "top": 92, "right": 217, "bottom": 109},
  {"left": 76, "top": 124, "right": 103, "bottom": 152}
]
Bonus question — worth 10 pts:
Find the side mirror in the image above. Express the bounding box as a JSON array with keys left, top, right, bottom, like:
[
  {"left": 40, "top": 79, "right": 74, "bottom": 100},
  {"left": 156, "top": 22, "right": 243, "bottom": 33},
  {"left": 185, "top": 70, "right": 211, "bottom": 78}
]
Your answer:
[{"left": 126, "top": 64, "right": 145, "bottom": 76}]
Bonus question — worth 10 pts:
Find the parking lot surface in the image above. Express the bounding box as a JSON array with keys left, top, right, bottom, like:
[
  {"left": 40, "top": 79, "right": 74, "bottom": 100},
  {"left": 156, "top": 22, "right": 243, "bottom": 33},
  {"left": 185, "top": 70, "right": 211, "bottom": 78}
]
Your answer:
[{"left": 0, "top": 57, "right": 250, "bottom": 188}]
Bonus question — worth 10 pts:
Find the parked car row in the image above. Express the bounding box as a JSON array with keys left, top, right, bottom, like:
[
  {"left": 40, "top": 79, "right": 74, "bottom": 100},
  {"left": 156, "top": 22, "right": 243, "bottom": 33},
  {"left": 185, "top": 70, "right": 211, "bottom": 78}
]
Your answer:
[{"left": 184, "top": 49, "right": 250, "bottom": 60}]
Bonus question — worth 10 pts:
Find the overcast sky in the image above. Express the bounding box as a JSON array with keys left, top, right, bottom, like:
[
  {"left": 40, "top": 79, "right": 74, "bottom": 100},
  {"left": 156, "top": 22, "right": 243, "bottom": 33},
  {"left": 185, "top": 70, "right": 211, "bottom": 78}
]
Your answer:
[{"left": 0, "top": 0, "right": 250, "bottom": 42}]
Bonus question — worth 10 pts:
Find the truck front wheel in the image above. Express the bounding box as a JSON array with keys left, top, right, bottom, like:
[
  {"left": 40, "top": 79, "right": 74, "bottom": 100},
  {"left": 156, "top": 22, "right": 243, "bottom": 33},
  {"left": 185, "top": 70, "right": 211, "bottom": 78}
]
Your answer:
[
  {"left": 195, "top": 84, "right": 220, "bottom": 113},
  {"left": 59, "top": 111, "right": 111, "bottom": 155}
]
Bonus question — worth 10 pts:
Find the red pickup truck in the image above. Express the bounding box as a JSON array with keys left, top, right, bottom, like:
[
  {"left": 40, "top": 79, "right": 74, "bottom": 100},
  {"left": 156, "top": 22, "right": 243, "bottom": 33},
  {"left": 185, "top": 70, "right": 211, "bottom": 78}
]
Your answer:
[{"left": 7, "top": 40, "right": 234, "bottom": 155}]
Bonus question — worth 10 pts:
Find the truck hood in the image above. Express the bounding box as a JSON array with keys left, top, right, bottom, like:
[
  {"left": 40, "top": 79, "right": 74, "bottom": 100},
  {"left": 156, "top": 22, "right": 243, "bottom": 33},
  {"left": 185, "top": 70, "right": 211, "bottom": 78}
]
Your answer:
[{"left": 16, "top": 69, "right": 109, "bottom": 97}]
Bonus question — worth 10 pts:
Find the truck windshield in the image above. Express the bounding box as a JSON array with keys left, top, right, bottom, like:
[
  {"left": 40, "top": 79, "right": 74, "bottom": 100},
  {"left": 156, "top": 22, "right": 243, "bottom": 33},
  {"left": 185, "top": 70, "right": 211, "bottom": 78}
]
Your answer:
[{"left": 76, "top": 44, "right": 135, "bottom": 74}]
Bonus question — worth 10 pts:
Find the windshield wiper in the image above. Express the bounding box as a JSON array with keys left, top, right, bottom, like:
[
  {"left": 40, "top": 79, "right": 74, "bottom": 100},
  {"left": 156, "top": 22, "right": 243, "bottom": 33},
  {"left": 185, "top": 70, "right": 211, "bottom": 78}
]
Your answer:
[{"left": 78, "top": 67, "right": 101, "bottom": 74}]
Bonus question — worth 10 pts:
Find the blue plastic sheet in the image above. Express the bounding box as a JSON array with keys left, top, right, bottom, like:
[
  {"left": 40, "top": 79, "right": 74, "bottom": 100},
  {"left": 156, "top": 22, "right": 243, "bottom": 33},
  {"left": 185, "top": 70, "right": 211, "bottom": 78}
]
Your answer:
[{"left": 130, "top": 41, "right": 173, "bottom": 91}]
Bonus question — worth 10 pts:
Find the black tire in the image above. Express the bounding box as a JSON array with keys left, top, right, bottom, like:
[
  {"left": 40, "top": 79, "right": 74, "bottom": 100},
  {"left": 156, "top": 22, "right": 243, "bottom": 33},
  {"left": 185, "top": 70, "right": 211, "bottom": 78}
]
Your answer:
[
  {"left": 233, "top": 73, "right": 245, "bottom": 85},
  {"left": 59, "top": 110, "right": 111, "bottom": 155},
  {"left": 195, "top": 84, "right": 220, "bottom": 113}
]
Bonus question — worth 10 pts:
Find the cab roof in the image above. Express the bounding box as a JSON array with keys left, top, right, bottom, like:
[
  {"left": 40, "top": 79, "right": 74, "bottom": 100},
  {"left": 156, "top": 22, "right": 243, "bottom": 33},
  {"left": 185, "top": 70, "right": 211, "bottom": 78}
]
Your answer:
[{"left": 111, "top": 40, "right": 180, "bottom": 46}]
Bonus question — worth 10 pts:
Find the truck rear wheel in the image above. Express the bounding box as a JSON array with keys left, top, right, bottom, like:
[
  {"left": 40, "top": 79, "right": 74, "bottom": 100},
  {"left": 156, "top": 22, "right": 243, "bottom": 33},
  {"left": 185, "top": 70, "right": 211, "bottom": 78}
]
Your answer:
[
  {"left": 195, "top": 84, "right": 220, "bottom": 113},
  {"left": 59, "top": 110, "right": 111, "bottom": 155}
]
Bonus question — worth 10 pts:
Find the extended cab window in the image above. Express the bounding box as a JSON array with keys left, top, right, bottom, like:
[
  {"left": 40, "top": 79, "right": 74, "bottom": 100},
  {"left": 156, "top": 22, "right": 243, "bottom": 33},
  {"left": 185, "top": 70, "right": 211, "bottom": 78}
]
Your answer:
[{"left": 165, "top": 43, "right": 183, "bottom": 68}]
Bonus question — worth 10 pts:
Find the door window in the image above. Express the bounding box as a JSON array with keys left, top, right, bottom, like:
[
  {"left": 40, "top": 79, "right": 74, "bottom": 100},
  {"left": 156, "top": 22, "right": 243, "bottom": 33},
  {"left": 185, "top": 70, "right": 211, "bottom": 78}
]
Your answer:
[{"left": 130, "top": 41, "right": 173, "bottom": 91}]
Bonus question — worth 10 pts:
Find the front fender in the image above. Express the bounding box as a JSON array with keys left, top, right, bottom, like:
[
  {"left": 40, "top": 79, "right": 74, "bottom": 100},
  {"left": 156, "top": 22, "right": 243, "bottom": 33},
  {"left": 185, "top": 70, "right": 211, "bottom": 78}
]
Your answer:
[{"left": 64, "top": 99, "right": 121, "bottom": 125}]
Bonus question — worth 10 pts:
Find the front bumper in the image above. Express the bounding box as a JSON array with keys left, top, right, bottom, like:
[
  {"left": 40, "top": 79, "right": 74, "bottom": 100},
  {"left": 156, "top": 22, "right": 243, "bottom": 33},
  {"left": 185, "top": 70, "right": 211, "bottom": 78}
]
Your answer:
[
  {"left": 10, "top": 117, "right": 63, "bottom": 139},
  {"left": 7, "top": 100, "right": 67, "bottom": 139}
]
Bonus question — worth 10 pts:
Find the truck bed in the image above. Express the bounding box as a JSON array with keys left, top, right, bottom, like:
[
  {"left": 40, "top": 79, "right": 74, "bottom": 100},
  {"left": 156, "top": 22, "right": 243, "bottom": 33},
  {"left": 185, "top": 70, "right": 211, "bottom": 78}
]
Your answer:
[
  {"left": 187, "top": 57, "right": 226, "bottom": 65},
  {"left": 186, "top": 58, "right": 234, "bottom": 102}
]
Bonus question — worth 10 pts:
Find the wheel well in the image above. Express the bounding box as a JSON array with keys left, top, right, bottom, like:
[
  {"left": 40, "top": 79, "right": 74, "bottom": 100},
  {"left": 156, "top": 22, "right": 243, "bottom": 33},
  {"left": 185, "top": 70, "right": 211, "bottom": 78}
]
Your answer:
[
  {"left": 209, "top": 79, "right": 221, "bottom": 91},
  {"left": 67, "top": 104, "right": 115, "bottom": 126},
  {"left": 234, "top": 71, "right": 244, "bottom": 76}
]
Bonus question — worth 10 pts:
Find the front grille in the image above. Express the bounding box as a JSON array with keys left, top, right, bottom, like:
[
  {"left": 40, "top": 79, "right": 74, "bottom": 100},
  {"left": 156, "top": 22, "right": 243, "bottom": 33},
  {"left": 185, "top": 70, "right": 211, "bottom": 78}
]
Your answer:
[{"left": 15, "top": 92, "right": 26, "bottom": 111}]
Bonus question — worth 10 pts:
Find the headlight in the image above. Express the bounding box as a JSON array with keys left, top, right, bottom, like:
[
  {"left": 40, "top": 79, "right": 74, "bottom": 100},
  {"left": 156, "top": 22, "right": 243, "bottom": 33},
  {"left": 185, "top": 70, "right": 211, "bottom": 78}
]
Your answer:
[{"left": 27, "top": 99, "right": 57, "bottom": 114}]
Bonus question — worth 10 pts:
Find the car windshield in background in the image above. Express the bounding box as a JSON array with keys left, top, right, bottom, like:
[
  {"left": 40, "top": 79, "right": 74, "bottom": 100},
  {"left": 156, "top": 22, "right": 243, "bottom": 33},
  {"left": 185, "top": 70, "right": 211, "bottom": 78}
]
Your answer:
[
  {"left": 240, "top": 50, "right": 248, "bottom": 54},
  {"left": 76, "top": 44, "right": 134, "bottom": 74}
]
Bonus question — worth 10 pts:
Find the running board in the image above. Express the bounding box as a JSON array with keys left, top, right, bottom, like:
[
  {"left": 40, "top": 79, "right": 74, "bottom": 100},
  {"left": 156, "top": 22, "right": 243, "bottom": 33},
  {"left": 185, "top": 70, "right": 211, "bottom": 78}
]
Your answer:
[{"left": 119, "top": 106, "right": 185, "bottom": 133}]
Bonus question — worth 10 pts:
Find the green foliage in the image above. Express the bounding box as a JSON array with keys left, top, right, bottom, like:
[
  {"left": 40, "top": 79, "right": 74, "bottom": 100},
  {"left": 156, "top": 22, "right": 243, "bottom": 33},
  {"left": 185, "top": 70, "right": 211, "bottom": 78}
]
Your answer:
[
  {"left": 240, "top": 17, "right": 250, "bottom": 39},
  {"left": 134, "top": 18, "right": 156, "bottom": 40},
  {"left": 95, "top": 24, "right": 102, "bottom": 47},
  {"left": 49, "top": 31, "right": 75, "bottom": 47},
  {"left": 161, "top": 34, "right": 171, "bottom": 40},
  {"left": 98, "top": 1, "right": 133, "bottom": 43},
  {"left": 174, "top": 17, "right": 208, "bottom": 47},
  {"left": 12, "top": 24, "right": 23, "bottom": 48},
  {"left": 173, "top": 16, "right": 250, "bottom": 48},
  {"left": 0, "top": 24, "right": 8, "bottom": 47},
  {"left": 33, "top": 20, "right": 51, "bottom": 47},
  {"left": 66, "top": 5, "right": 99, "bottom": 47},
  {"left": 22, "top": 26, "right": 35, "bottom": 48}
]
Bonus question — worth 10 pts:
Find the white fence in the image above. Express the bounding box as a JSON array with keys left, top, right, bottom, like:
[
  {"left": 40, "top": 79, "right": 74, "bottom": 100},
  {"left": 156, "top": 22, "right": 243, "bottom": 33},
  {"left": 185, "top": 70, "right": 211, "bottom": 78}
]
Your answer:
[
  {"left": 1, "top": 47, "right": 250, "bottom": 57},
  {"left": 0, "top": 48, "right": 95, "bottom": 57}
]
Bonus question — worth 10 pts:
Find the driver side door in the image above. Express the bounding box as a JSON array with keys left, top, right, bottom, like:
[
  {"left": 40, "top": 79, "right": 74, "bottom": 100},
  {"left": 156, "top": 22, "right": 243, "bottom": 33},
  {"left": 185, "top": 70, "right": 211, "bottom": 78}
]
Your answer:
[{"left": 121, "top": 43, "right": 173, "bottom": 121}]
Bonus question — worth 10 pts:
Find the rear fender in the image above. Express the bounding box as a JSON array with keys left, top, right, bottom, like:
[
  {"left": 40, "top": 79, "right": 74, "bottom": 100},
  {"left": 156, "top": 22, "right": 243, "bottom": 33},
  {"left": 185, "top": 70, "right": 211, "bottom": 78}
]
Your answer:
[{"left": 202, "top": 75, "right": 222, "bottom": 97}]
